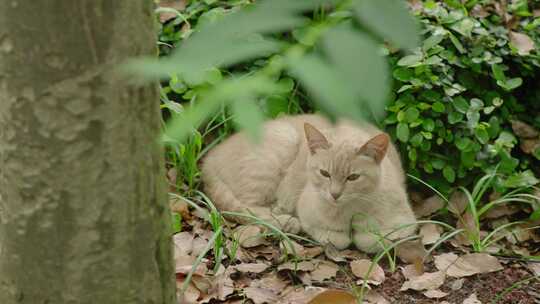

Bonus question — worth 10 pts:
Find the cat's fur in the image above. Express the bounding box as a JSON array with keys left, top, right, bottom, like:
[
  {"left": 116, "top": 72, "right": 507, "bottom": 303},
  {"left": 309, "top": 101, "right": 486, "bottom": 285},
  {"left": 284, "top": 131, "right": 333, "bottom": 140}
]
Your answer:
[{"left": 201, "top": 114, "right": 417, "bottom": 252}]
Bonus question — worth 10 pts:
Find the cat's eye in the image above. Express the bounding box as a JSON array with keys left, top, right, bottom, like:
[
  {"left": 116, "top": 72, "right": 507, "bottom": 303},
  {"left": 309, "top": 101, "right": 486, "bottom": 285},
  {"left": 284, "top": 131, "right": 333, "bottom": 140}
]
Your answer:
[
  {"left": 319, "top": 169, "right": 330, "bottom": 178},
  {"left": 347, "top": 173, "right": 361, "bottom": 181}
]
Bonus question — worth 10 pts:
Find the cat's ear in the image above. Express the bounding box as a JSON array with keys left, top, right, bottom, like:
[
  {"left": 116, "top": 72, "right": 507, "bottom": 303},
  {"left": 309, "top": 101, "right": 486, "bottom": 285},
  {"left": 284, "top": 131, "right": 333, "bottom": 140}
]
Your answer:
[
  {"left": 358, "top": 133, "right": 389, "bottom": 164},
  {"left": 304, "top": 123, "right": 330, "bottom": 154}
]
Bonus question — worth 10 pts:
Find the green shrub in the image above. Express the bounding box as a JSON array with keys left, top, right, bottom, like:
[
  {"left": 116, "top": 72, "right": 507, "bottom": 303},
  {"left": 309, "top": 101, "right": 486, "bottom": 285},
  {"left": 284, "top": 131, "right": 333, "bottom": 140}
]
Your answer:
[
  {"left": 384, "top": 0, "right": 540, "bottom": 193},
  {"left": 153, "top": 0, "right": 540, "bottom": 195}
]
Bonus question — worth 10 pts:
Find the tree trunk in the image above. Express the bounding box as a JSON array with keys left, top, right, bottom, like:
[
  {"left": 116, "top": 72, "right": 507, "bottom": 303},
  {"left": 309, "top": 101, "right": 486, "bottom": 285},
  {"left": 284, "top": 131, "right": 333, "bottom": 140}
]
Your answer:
[{"left": 0, "top": 2, "right": 176, "bottom": 303}]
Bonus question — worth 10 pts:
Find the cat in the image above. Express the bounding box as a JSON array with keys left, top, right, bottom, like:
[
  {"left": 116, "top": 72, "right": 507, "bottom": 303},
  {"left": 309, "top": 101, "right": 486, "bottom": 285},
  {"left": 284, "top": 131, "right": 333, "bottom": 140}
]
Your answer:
[{"left": 201, "top": 114, "right": 417, "bottom": 252}]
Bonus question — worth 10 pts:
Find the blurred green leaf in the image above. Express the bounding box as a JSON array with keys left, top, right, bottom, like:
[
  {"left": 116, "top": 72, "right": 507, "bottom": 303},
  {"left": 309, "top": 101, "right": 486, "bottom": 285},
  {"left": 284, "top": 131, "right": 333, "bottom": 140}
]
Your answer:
[
  {"left": 232, "top": 98, "right": 265, "bottom": 142},
  {"left": 397, "top": 122, "right": 410, "bottom": 142},
  {"left": 432, "top": 102, "right": 445, "bottom": 113},
  {"left": 288, "top": 54, "right": 364, "bottom": 120},
  {"left": 397, "top": 54, "right": 423, "bottom": 66},
  {"left": 453, "top": 97, "right": 469, "bottom": 113},
  {"left": 323, "top": 25, "right": 390, "bottom": 118},
  {"left": 503, "top": 170, "right": 539, "bottom": 188},
  {"left": 443, "top": 165, "right": 456, "bottom": 182},
  {"left": 354, "top": 0, "right": 420, "bottom": 50},
  {"left": 405, "top": 107, "right": 420, "bottom": 122}
]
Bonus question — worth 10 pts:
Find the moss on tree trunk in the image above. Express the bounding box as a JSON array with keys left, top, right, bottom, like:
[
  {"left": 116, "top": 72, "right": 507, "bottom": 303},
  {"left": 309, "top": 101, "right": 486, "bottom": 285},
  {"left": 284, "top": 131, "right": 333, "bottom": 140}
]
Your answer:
[{"left": 0, "top": 1, "right": 176, "bottom": 303}]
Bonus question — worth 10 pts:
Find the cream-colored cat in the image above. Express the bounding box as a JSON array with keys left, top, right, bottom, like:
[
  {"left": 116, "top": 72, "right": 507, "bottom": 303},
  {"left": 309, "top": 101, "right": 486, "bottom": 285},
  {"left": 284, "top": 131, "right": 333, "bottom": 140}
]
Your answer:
[{"left": 201, "top": 114, "right": 417, "bottom": 252}]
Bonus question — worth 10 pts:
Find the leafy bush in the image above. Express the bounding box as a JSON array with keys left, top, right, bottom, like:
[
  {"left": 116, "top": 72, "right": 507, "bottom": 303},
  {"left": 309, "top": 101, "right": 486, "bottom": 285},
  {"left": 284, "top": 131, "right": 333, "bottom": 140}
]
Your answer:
[
  {"left": 384, "top": 0, "right": 540, "bottom": 193},
  {"left": 149, "top": 0, "right": 540, "bottom": 195}
]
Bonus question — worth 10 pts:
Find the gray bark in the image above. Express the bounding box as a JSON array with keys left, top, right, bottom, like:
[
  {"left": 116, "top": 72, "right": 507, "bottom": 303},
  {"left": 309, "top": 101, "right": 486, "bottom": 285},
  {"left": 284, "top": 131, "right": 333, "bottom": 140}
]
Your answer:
[{"left": 0, "top": 1, "right": 176, "bottom": 303}]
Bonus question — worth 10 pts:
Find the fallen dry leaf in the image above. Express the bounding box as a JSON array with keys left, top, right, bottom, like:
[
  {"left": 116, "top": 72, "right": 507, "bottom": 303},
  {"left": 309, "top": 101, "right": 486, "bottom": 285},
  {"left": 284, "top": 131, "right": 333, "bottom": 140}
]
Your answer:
[
  {"left": 191, "top": 275, "right": 212, "bottom": 294},
  {"left": 177, "top": 278, "right": 201, "bottom": 304},
  {"left": 325, "top": 243, "right": 347, "bottom": 262},
  {"left": 463, "top": 293, "right": 482, "bottom": 304},
  {"left": 451, "top": 278, "right": 465, "bottom": 290},
  {"left": 234, "top": 262, "right": 269, "bottom": 274},
  {"left": 158, "top": 0, "right": 187, "bottom": 23},
  {"left": 350, "top": 259, "right": 385, "bottom": 285},
  {"left": 200, "top": 264, "right": 235, "bottom": 302},
  {"left": 423, "top": 289, "right": 448, "bottom": 299},
  {"left": 483, "top": 204, "right": 520, "bottom": 219},
  {"left": 278, "top": 260, "right": 316, "bottom": 272},
  {"left": 244, "top": 286, "right": 278, "bottom": 304},
  {"left": 434, "top": 253, "right": 503, "bottom": 277},
  {"left": 449, "top": 191, "right": 468, "bottom": 216},
  {"left": 170, "top": 196, "right": 190, "bottom": 219},
  {"left": 307, "top": 289, "right": 356, "bottom": 304},
  {"left": 280, "top": 286, "right": 326, "bottom": 304},
  {"left": 509, "top": 32, "right": 535, "bottom": 56},
  {"left": 339, "top": 249, "right": 368, "bottom": 260},
  {"left": 363, "top": 290, "right": 390, "bottom": 304},
  {"left": 400, "top": 271, "right": 446, "bottom": 291},
  {"left": 175, "top": 254, "right": 208, "bottom": 276},
  {"left": 420, "top": 223, "right": 443, "bottom": 245},
  {"left": 235, "top": 225, "right": 267, "bottom": 248},
  {"left": 520, "top": 138, "right": 540, "bottom": 154},
  {"left": 174, "top": 231, "right": 194, "bottom": 256},
  {"left": 395, "top": 239, "right": 428, "bottom": 265},
  {"left": 191, "top": 236, "right": 209, "bottom": 257},
  {"left": 401, "top": 264, "right": 423, "bottom": 279},
  {"left": 528, "top": 263, "right": 540, "bottom": 276},
  {"left": 281, "top": 240, "right": 323, "bottom": 259},
  {"left": 252, "top": 273, "right": 288, "bottom": 293},
  {"left": 511, "top": 120, "right": 539, "bottom": 138},
  {"left": 310, "top": 261, "right": 339, "bottom": 282},
  {"left": 413, "top": 195, "right": 445, "bottom": 218}
]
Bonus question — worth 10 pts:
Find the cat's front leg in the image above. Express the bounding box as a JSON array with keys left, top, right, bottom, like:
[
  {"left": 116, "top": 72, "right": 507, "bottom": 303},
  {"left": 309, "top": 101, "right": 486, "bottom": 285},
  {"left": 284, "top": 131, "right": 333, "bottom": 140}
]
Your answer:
[{"left": 304, "top": 226, "right": 351, "bottom": 249}]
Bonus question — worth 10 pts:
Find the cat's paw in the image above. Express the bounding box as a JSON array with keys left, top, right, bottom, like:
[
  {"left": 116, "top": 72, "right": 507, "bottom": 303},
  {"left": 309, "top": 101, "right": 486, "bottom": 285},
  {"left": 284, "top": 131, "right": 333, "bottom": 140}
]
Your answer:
[
  {"left": 329, "top": 232, "right": 352, "bottom": 250},
  {"left": 275, "top": 215, "right": 301, "bottom": 234}
]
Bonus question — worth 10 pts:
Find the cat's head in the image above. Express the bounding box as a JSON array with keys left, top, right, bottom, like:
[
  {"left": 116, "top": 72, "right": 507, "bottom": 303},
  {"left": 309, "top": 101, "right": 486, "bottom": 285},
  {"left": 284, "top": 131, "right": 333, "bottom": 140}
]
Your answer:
[{"left": 304, "top": 123, "right": 389, "bottom": 205}]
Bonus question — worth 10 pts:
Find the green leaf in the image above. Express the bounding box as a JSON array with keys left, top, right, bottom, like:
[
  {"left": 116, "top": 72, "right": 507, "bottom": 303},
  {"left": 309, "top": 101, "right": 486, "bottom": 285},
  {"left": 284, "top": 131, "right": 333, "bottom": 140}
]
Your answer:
[
  {"left": 397, "top": 54, "right": 423, "bottom": 67},
  {"left": 498, "top": 150, "right": 519, "bottom": 174},
  {"left": 443, "top": 166, "right": 456, "bottom": 183},
  {"left": 450, "top": 18, "right": 474, "bottom": 37},
  {"left": 497, "top": 77, "right": 523, "bottom": 91},
  {"left": 448, "top": 111, "right": 463, "bottom": 124},
  {"left": 452, "top": 96, "right": 469, "bottom": 113},
  {"left": 393, "top": 68, "right": 414, "bottom": 82},
  {"left": 475, "top": 126, "right": 489, "bottom": 144},
  {"left": 534, "top": 146, "right": 540, "bottom": 160},
  {"left": 491, "top": 64, "right": 506, "bottom": 81},
  {"left": 503, "top": 170, "right": 539, "bottom": 188},
  {"left": 405, "top": 107, "right": 420, "bottom": 122},
  {"left": 354, "top": 0, "right": 420, "bottom": 51},
  {"left": 232, "top": 98, "right": 265, "bottom": 141},
  {"left": 397, "top": 123, "right": 410, "bottom": 142},
  {"left": 171, "top": 213, "right": 182, "bottom": 234},
  {"left": 432, "top": 102, "right": 446, "bottom": 113},
  {"left": 530, "top": 209, "right": 540, "bottom": 221},
  {"left": 410, "top": 133, "right": 423, "bottom": 146},
  {"left": 323, "top": 25, "right": 389, "bottom": 118},
  {"left": 432, "top": 158, "right": 446, "bottom": 170},
  {"left": 422, "top": 34, "right": 445, "bottom": 52},
  {"left": 455, "top": 137, "right": 472, "bottom": 151},
  {"left": 448, "top": 32, "right": 465, "bottom": 53},
  {"left": 264, "top": 95, "right": 289, "bottom": 118},
  {"left": 422, "top": 118, "right": 435, "bottom": 131}
]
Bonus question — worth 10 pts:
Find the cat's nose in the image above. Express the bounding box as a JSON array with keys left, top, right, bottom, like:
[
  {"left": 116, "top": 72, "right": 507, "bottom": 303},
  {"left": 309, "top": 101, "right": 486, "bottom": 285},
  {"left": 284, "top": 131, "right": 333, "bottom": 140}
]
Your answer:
[{"left": 331, "top": 191, "right": 341, "bottom": 200}]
